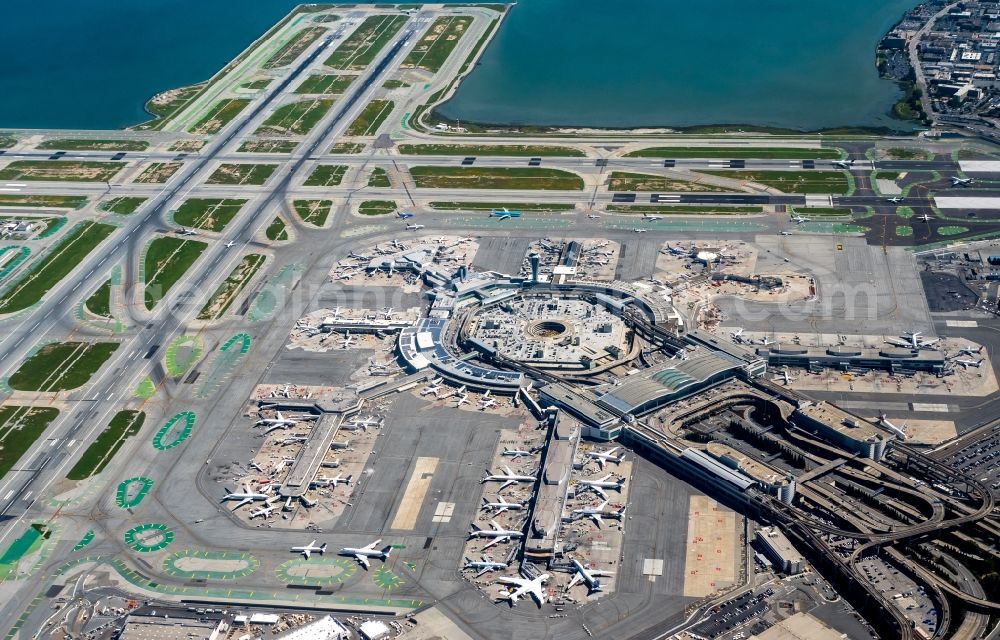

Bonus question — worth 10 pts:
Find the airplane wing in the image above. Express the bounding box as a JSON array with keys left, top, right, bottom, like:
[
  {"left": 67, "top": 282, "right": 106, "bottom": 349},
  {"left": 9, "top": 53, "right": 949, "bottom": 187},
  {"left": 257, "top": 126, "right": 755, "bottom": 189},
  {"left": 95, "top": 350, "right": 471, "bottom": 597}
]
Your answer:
[
  {"left": 301, "top": 549, "right": 311, "bottom": 559},
  {"left": 528, "top": 581, "right": 546, "bottom": 605},
  {"left": 566, "top": 572, "right": 583, "bottom": 590},
  {"left": 589, "top": 513, "right": 603, "bottom": 527},
  {"left": 363, "top": 539, "right": 381, "bottom": 551},
  {"left": 607, "top": 447, "right": 619, "bottom": 456},
  {"left": 596, "top": 457, "right": 606, "bottom": 470},
  {"left": 234, "top": 497, "right": 253, "bottom": 509},
  {"left": 476, "top": 566, "right": 493, "bottom": 578},
  {"left": 499, "top": 479, "right": 515, "bottom": 492},
  {"left": 590, "top": 485, "right": 608, "bottom": 500},
  {"left": 356, "top": 554, "right": 371, "bottom": 569},
  {"left": 489, "top": 520, "right": 502, "bottom": 531},
  {"left": 483, "top": 535, "right": 508, "bottom": 550}
]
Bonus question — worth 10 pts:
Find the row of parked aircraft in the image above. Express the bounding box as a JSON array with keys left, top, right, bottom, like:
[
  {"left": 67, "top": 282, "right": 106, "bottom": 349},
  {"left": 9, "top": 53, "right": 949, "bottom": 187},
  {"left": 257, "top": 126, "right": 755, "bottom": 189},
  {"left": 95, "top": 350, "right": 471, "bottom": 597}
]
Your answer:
[
  {"left": 290, "top": 539, "right": 392, "bottom": 569},
  {"left": 469, "top": 556, "right": 615, "bottom": 606}
]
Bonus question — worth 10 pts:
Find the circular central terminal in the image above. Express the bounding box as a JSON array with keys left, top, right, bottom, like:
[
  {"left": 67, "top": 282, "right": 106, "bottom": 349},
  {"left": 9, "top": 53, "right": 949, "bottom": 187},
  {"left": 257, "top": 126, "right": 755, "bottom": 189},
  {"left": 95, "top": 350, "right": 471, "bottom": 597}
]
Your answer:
[{"left": 526, "top": 320, "right": 571, "bottom": 339}]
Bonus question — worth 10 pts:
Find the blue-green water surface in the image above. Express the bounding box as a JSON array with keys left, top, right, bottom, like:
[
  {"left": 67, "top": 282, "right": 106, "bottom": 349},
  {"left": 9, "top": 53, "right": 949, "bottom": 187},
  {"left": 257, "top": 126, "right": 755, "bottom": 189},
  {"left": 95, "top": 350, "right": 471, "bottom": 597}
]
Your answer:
[{"left": 1, "top": 0, "right": 920, "bottom": 131}]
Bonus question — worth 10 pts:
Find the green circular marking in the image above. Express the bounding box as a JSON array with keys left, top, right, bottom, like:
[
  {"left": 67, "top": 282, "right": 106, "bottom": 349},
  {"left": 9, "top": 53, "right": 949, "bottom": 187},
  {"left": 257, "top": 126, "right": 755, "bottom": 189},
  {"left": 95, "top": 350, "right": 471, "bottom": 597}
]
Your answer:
[
  {"left": 164, "top": 335, "right": 204, "bottom": 378},
  {"left": 162, "top": 550, "right": 259, "bottom": 580},
  {"left": 275, "top": 557, "right": 356, "bottom": 585},
  {"left": 152, "top": 411, "right": 195, "bottom": 451},
  {"left": 123, "top": 523, "right": 174, "bottom": 553},
  {"left": 221, "top": 332, "right": 251, "bottom": 354},
  {"left": 373, "top": 565, "right": 404, "bottom": 590},
  {"left": 116, "top": 477, "right": 153, "bottom": 509}
]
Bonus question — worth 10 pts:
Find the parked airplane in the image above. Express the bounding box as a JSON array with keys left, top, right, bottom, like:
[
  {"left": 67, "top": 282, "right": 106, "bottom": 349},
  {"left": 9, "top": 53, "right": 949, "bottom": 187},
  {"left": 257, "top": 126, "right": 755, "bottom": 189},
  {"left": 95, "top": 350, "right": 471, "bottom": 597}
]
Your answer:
[
  {"left": 177, "top": 227, "right": 198, "bottom": 236},
  {"left": 887, "top": 196, "right": 903, "bottom": 204},
  {"left": 730, "top": 328, "right": 744, "bottom": 340},
  {"left": 502, "top": 447, "right": 533, "bottom": 460},
  {"left": 380, "top": 307, "right": 395, "bottom": 320},
  {"left": 482, "top": 496, "right": 524, "bottom": 515},
  {"left": 339, "top": 539, "right": 392, "bottom": 569},
  {"left": 877, "top": 413, "right": 908, "bottom": 440},
  {"left": 959, "top": 344, "right": 984, "bottom": 356},
  {"left": 954, "top": 358, "right": 982, "bottom": 369},
  {"left": 348, "top": 251, "right": 370, "bottom": 260},
  {"left": 222, "top": 484, "right": 269, "bottom": 509},
  {"left": 455, "top": 393, "right": 470, "bottom": 407},
  {"left": 470, "top": 520, "right": 524, "bottom": 550},
  {"left": 790, "top": 214, "right": 809, "bottom": 224},
  {"left": 339, "top": 331, "right": 354, "bottom": 349},
  {"left": 772, "top": 366, "right": 796, "bottom": 386},
  {"left": 585, "top": 447, "right": 624, "bottom": 470},
  {"left": 951, "top": 176, "right": 974, "bottom": 186},
  {"left": 665, "top": 244, "right": 686, "bottom": 256},
  {"left": 497, "top": 572, "right": 549, "bottom": 607},
  {"left": 481, "top": 466, "right": 536, "bottom": 492},
  {"left": 571, "top": 500, "right": 614, "bottom": 526},
  {"left": 249, "top": 505, "right": 276, "bottom": 519},
  {"left": 291, "top": 540, "right": 326, "bottom": 559},
  {"left": 566, "top": 558, "right": 613, "bottom": 593},
  {"left": 405, "top": 223, "right": 425, "bottom": 230},
  {"left": 256, "top": 411, "right": 298, "bottom": 429},
  {"left": 344, "top": 416, "right": 382, "bottom": 431},
  {"left": 757, "top": 337, "right": 775, "bottom": 346},
  {"left": 480, "top": 398, "right": 497, "bottom": 410},
  {"left": 578, "top": 474, "right": 625, "bottom": 500},
  {"left": 463, "top": 555, "right": 508, "bottom": 577},
  {"left": 311, "top": 473, "right": 352, "bottom": 488},
  {"left": 421, "top": 380, "right": 443, "bottom": 397}
]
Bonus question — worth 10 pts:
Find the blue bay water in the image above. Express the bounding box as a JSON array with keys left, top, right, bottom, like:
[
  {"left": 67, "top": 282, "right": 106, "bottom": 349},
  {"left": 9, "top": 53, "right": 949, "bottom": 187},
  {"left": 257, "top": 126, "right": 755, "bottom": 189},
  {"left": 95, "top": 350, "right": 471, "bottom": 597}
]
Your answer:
[{"left": 1, "top": 0, "right": 919, "bottom": 131}]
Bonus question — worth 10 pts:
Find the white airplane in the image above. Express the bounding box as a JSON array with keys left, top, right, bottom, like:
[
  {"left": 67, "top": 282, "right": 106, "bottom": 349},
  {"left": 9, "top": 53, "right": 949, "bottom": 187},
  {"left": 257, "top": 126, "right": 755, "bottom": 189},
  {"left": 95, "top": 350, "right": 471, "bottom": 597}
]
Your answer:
[
  {"left": 902, "top": 331, "right": 939, "bottom": 349},
  {"left": 588, "top": 214, "right": 600, "bottom": 219},
  {"left": 177, "top": 227, "right": 198, "bottom": 236},
  {"left": 665, "top": 244, "right": 686, "bottom": 256},
  {"left": 480, "top": 398, "right": 497, "bottom": 410},
  {"left": 482, "top": 496, "right": 524, "bottom": 515},
  {"left": 455, "top": 393, "right": 470, "bottom": 407},
  {"left": 344, "top": 416, "right": 382, "bottom": 431},
  {"left": 446, "top": 384, "right": 467, "bottom": 399},
  {"left": 291, "top": 540, "right": 327, "bottom": 559},
  {"left": 833, "top": 159, "right": 855, "bottom": 169},
  {"left": 256, "top": 411, "right": 298, "bottom": 429},
  {"left": 917, "top": 213, "right": 933, "bottom": 222},
  {"left": 877, "top": 413, "right": 908, "bottom": 440},
  {"left": 951, "top": 176, "right": 974, "bottom": 186},
  {"left": 391, "top": 239, "right": 406, "bottom": 250},
  {"left": 311, "top": 473, "right": 352, "bottom": 488},
  {"left": 420, "top": 380, "right": 442, "bottom": 397},
  {"left": 585, "top": 447, "right": 623, "bottom": 470},
  {"left": 463, "top": 555, "right": 508, "bottom": 578},
  {"left": 730, "top": 328, "right": 744, "bottom": 340},
  {"left": 502, "top": 447, "right": 533, "bottom": 460},
  {"left": 280, "top": 435, "right": 308, "bottom": 445},
  {"left": 497, "top": 572, "right": 549, "bottom": 607},
  {"left": 791, "top": 214, "right": 809, "bottom": 224},
  {"left": 642, "top": 213, "right": 662, "bottom": 221},
  {"left": 632, "top": 228, "right": 647, "bottom": 233},
  {"left": 328, "top": 307, "right": 344, "bottom": 320},
  {"left": 954, "top": 358, "right": 982, "bottom": 369},
  {"left": 339, "top": 539, "right": 392, "bottom": 569},
  {"left": 566, "top": 558, "right": 613, "bottom": 593},
  {"left": 757, "top": 337, "right": 776, "bottom": 346},
  {"left": 349, "top": 251, "right": 371, "bottom": 260},
  {"left": 405, "top": 223, "right": 425, "bottom": 230},
  {"left": 225, "top": 240, "right": 236, "bottom": 248},
  {"left": 222, "top": 484, "right": 270, "bottom": 509},
  {"left": 959, "top": 344, "right": 984, "bottom": 356},
  {"left": 773, "top": 366, "right": 796, "bottom": 386},
  {"left": 571, "top": 499, "right": 612, "bottom": 526},
  {"left": 886, "top": 196, "right": 903, "bottom": 204},
  {"left": 249, "top": 505, "right": 276, "bottom": 519},
  {"left": 482, "top": 466, "right": 536, "bottom": 492},
  {"left": 469, "top": 520, "right": 524, "bottom": 550},
  {"left": 578, "top": 474, "right": 625, "bottom": 500},
  {"left": 380, "top": 307, "right": 395, "bottom": 320},
  {"left": 779, "top": 230, "right": 793, "bottom": 236},
  {"left": 339, "top": 331, "right": 353, "bottom": 349}
]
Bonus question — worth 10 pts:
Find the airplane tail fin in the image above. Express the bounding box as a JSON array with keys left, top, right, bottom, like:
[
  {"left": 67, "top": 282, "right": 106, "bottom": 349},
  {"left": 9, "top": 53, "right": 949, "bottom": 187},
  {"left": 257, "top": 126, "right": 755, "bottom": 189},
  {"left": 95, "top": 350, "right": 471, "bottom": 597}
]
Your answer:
[
  {"left": 381, "top": 545, "right": 393, "bottom": 557},
  {"left": 346, "top": 474, "right": 353, "bottom": 484},
  {"left": 319, "top": 543, "right": 327, "bottom": 553},
  {"left": 470, "top": 523, "right": 482, "bottom": 533}
]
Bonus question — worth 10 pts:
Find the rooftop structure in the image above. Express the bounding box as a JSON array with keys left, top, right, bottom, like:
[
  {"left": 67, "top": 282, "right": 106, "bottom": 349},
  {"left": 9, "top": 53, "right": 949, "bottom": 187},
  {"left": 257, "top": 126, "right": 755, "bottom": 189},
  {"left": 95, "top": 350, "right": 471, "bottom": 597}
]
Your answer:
[
  {"left": 118, "top": 615, "right": 223, "bottom": 640},
  {"left": 755, "top": 526, "right": 804, "bottom": 575}
]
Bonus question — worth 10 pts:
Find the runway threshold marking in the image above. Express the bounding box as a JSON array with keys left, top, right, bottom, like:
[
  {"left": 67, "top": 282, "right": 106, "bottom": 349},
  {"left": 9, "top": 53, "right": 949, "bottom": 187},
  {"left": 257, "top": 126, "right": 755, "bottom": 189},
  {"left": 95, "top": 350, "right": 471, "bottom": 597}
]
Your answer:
[{"left": 389, "top": 456, "right": 438, "bottom": 530}]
